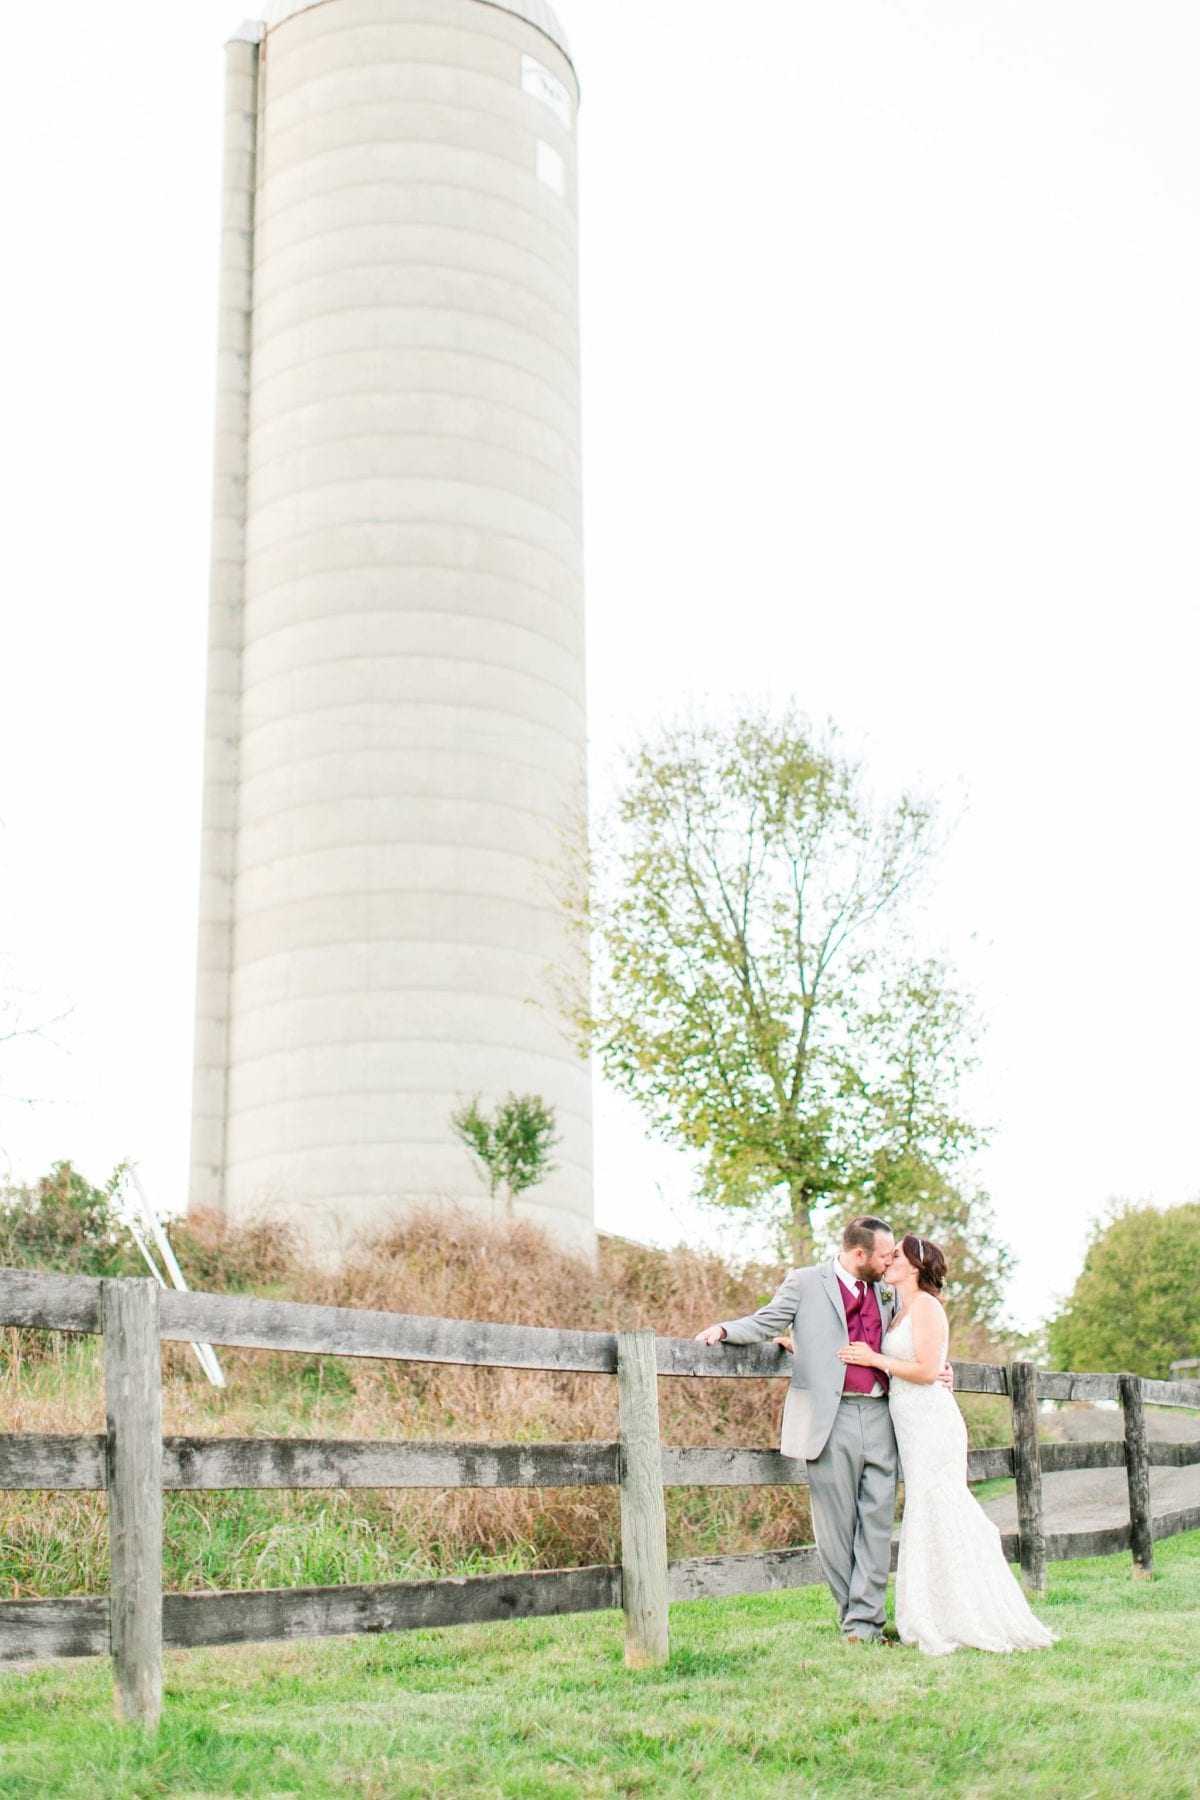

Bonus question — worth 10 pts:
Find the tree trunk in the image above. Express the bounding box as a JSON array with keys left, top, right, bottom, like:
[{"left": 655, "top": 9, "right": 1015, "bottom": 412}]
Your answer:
[{"left": 788, "top": 1188, "right": 814, "bottom": 1268}]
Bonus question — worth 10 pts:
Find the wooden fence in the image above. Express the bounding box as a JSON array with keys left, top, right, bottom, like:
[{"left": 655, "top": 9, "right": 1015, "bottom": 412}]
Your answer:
[{"left": 1, "top": 1270, "right": 1198, "bottom": 1726}]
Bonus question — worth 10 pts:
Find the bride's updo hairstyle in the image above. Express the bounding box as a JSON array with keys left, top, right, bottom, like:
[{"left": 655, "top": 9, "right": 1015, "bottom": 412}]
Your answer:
[{"left": 901, "top": 1234, "right": 947, "bottom": 1296}]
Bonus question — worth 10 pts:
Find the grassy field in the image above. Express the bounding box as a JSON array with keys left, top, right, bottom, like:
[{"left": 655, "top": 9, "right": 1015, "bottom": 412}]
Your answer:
[{"left": 1, "top": 1533, "right": 1196, "bottom": 1800}]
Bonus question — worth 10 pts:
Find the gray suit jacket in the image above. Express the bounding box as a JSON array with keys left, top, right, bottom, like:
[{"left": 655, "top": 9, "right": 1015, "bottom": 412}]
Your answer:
[{"left": 720, "top": 1261, "right": 896, "bottom": 1462}]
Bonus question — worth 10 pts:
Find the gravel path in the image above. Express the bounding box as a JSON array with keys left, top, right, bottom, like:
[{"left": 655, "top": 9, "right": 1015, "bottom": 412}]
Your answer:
[{"left": 979, "top": 1404, "right": 1200, "bottom": 1534}]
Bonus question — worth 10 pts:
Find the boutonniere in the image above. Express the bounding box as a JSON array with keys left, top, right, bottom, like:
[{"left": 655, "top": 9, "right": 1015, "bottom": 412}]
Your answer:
[{"left": 881, "top": 1287, "right": 894, "bottom": 1304}]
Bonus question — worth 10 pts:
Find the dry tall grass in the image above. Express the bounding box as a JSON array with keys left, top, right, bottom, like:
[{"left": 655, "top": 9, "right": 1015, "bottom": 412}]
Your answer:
[{"left": 1, "top": 1208, "right": 1014, "bottom": 1597}]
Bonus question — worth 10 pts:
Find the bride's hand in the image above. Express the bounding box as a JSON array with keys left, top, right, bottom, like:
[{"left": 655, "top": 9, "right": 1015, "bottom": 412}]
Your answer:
[
  {"left": 773, "top": 1335, "right": 794, "bottom": 1353},
  {"left": 838, "top": 1342, "right": 881, "bottom": 1368}
]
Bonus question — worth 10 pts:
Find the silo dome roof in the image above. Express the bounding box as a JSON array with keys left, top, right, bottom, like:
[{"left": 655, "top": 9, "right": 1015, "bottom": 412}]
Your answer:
[
  {"left": 484, "top": 1, "right": 572, "bottom": 63},
  {"left": 254, "top": 0, "right": 573, "bottom": 70}
]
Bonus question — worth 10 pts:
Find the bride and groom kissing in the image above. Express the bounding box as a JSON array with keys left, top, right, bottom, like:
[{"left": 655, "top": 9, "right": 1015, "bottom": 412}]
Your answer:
[{"left": 695, "top": 1216, "right": 1054, "bottom": 1656}]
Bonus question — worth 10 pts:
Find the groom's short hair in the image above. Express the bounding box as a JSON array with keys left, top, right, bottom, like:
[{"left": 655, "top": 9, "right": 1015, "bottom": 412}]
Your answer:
[{"left": 843, "top": 1216, "right": 892, "bottom": 1252}]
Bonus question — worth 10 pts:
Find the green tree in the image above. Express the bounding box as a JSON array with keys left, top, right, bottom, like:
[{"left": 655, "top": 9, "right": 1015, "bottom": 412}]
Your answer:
[
  {"left": 848, "top": 970, "right": 1011, "bottom": 1334},
  {"left": 450, "top": 1094, "right": 561, "bottom": 1215},
  {"left": 572, "top": 708, "right": 984, "bottom": 1264},
  {"left": 1047, "top": 1201, "right": 1200, "bottom": 1379},
  {"left": 0, "top": 1161, "right": 135, "bottom": 1277}
]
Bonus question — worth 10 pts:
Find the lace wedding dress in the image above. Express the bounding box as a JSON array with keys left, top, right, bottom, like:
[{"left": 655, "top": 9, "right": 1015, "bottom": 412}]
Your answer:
[{"left": 885, "top": 1310, "right": 1056, "bottom": 1656}]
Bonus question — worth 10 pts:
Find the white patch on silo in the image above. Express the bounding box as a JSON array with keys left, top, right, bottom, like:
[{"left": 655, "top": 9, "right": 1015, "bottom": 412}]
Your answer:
[
  {"left": 522, "top": 54, "right": 572, "bottom": 129},
  {"left": 536, "top": 139, "right": 566, "bottom": 195}
]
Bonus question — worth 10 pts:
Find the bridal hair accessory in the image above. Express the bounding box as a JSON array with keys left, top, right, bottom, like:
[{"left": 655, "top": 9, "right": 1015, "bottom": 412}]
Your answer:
[{"left": 916, "top": 1238, "right": 926, "bottom": 1260}]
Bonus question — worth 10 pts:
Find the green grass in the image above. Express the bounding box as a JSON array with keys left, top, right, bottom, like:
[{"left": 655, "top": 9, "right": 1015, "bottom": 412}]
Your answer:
[
  {"left": 969, "top": 1476, "right": 1016, "bottom": 1505},
  {"left": 1, "top": 1534, "right": 1198, "bottom": 1799}
]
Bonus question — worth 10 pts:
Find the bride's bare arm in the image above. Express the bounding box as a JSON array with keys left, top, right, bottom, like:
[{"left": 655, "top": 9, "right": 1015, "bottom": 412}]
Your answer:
[{"left": 838, "top": 1295, "right": 947, "bottom": 1385}]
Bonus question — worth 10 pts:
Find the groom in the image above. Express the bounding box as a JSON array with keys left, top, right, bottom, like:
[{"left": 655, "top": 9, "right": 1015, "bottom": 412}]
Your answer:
[{"left": 695, "top": 1216, "right": 902, "bottom": 1644}]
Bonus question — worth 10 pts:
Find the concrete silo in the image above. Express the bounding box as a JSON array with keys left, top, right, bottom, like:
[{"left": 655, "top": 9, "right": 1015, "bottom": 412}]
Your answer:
[{"left": 190, "top": 0, "right": 592, "bottom": 1257}]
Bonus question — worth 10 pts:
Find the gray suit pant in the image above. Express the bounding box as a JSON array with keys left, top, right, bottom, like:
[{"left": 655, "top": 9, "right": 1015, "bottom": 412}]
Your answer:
[{"left": 805, "top": 1396, "right": 897, "bottom": 1639}]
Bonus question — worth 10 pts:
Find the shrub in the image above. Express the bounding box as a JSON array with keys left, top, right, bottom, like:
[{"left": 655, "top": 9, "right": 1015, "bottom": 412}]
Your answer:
[
  {"left": 165, "top": 1208, "right": 298, "bottom": 1294},
  {"left": 0, "top": 1162, "right": 137, "bottom": 1277}
]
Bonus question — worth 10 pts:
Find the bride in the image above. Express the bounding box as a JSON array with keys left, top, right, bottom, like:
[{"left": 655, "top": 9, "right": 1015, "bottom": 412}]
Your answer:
[{"left": 839, "top": 1233, "right": 1055, "bottom": 1656}]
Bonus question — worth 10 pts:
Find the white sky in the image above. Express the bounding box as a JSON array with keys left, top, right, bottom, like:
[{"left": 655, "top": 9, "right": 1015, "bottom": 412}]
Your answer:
[{"left": 1, "top": 1, "right": 1196, "bottom": 1330}]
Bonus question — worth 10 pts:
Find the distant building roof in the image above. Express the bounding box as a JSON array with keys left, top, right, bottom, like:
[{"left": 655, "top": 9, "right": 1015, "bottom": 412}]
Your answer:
[{"left": 251, "top": 0, "right": 573, "bottom": 70}]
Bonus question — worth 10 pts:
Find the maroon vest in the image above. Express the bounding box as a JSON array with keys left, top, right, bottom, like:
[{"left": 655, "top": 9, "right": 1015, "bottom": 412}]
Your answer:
[{"left": 840, "top": 1277, "right": 889, "bottom": 1395}]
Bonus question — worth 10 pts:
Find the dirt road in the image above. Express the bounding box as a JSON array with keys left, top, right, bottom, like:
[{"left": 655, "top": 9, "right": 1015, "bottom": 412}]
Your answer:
[{"left": 979, "top": 1404, "right": 1200, "bottom": 1534}]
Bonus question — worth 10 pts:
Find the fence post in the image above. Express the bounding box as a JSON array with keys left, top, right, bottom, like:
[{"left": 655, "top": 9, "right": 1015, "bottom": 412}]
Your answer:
[
  {"left": 1118, "top": 1373, "right": 1154, "bottom": 1580},
  {"left": 616, "top": 1329, "right": 669, "bottom": 1668},
  {"left": 103, "top": 1278, "right": 163, "bottom": 1727},
  {"left": 1009, "top": 1361, "right": 1046, "bottom": 1595}
]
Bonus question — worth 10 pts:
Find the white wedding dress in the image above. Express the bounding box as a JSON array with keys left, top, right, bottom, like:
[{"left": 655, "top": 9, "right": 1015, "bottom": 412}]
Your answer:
[{"left": 884, "top": 1310, "right": 1056, "bottom": 1656}]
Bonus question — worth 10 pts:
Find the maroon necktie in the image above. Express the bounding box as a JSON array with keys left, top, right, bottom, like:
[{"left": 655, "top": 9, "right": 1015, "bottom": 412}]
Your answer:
[{"left": 841, "top": 1278, "right": 887, "bottom": 1394}]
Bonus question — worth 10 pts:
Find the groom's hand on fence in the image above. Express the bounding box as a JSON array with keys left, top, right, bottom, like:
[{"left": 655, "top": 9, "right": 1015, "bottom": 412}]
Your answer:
[
  {"left": 937, "top": 1363, "right": 955, "bottom": 1391},
  {"left": 695, "top": 1324, "right": 728, "bottom": 1345}
]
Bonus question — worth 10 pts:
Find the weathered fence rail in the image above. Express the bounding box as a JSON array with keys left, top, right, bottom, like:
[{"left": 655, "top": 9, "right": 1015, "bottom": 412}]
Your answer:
[{"left": 2, "top": 1270, "right": 1198, "bottom": 1726}]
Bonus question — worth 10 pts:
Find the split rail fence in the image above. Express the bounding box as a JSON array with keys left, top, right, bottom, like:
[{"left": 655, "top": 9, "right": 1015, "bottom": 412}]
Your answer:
[{"left": 1, "top": 1270, "right": 1199, "bottom": 1727}]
